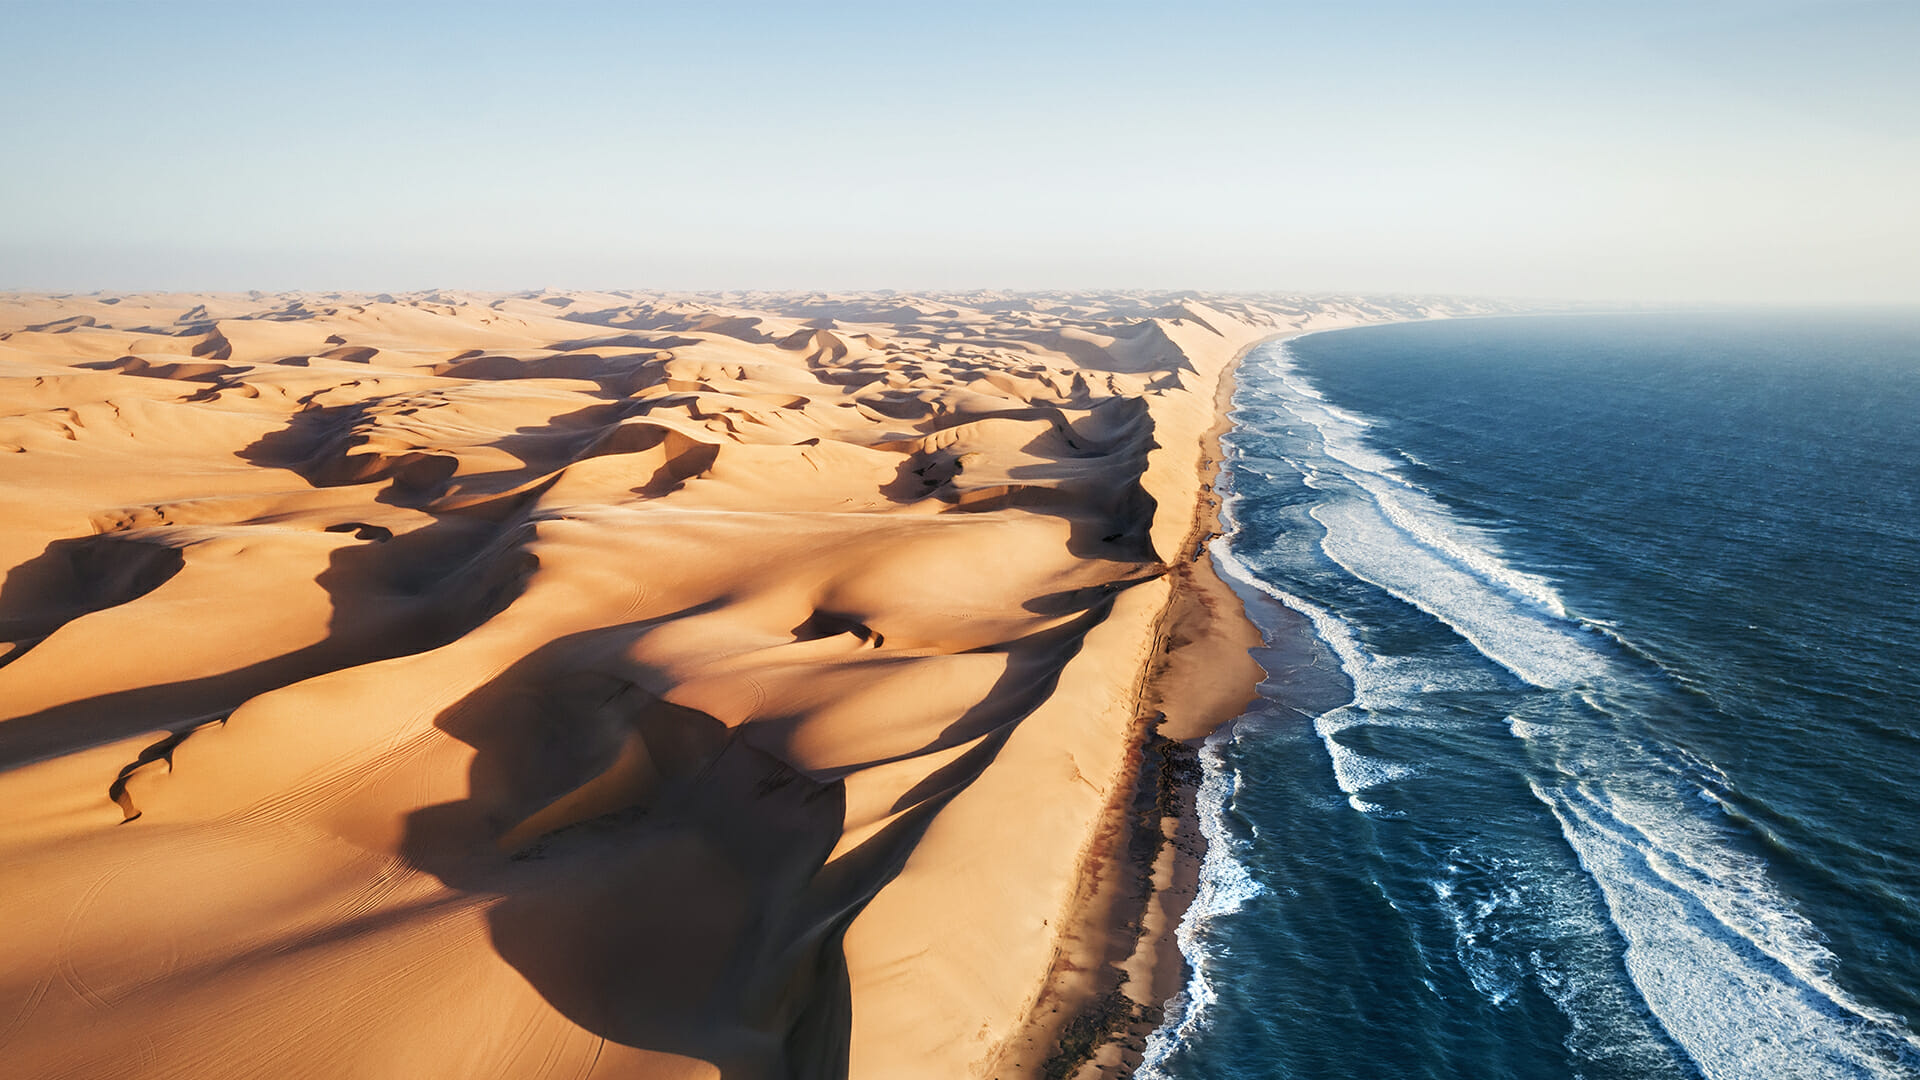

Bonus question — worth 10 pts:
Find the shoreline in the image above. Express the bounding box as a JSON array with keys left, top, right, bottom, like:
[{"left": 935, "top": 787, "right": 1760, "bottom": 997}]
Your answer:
[
  {"left": 1002, "top": 319, "right": 1436, "bottom": 1079},
  {"left": 992, "top": 332, "right": 1279, "bottom": 1079},
  {"left": 1059, "top": 314, "right": 1511, "bottom": 1079},
  {"left": 0, "top": 293, "right": 1501, "bottom": 1080}
]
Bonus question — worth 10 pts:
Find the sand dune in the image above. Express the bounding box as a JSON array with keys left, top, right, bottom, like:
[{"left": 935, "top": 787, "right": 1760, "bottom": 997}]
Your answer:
[{"left": 0, "top": 289, "right": 1497, "bottom": 1078}]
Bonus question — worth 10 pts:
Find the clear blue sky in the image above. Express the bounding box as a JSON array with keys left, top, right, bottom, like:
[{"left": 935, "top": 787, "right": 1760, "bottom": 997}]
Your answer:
[{"left": 2, "top": 0, "right": 1915, "bottom": 301}]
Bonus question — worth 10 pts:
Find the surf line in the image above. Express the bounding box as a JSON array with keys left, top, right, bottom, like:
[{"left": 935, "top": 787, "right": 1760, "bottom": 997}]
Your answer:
[{"left": 1259, "top": 340, "right": 1920, "bottom": 1080}]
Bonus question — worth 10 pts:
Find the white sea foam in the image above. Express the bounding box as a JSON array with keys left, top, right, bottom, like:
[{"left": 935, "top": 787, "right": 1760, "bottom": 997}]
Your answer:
[
  {"left": 1538, "top": 777, "right": 1920, "bottom": 1078},
  {"left": 1432, "top": 868, "right": 1524, "bottom": 1007},
  {"left": 1312, "top": 499, "right": 1613, "bottom": 689},
  {"left": 1219, "top": 540, "right": 1454, "bottom": 818},
  {"left": 1322, "top": 738, "right": 1417, "bottom": 806},
  {"left": 1273, "top": 363, "right": 1575, "bottom": 625},
  {"left": 1264, "top": 344, "right": 1601, "bottom": 688},
  {"left": 1435, "top": 845, "right": 1693, "bottom": 1072},
  {"left": 1213, "top": 541, "right": 1370, "bottom": 685},
  {"left": 1278, "top": 375, "right": 1325, "bottom": 400},
  {"left": 1136, "top": 723, "right": 1269, "bottom": 1079},
  {"left": 1248, "top": 343, "right": 1920, "bottom": 1079}
]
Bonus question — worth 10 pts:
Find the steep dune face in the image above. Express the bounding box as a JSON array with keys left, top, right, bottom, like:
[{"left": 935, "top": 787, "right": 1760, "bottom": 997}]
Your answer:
[{"left": 0, "top": 289, "right": 1473, "bottom": 1078}]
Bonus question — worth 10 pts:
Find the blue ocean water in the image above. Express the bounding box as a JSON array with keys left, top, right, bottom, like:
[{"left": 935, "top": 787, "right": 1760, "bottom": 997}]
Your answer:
[{"left": 1140, "top": 312, "right": 1920, "bottom": 1080}]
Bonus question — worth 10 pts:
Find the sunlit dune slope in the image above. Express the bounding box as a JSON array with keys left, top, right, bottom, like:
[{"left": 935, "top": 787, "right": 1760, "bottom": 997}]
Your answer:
[{"left": 0, "top": 288, "right": 1478, "bottom": 1079}]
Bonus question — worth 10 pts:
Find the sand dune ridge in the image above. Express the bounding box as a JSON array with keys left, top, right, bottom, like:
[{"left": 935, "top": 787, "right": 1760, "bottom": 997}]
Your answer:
[{"left": 0, "top": 288, "right": 1506, "bottom": 1079}]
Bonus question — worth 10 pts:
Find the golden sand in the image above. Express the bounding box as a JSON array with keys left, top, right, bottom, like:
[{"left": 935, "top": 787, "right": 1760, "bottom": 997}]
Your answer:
[{"left": 0, "top": 289, "right": 1467, "bottom": 1078}]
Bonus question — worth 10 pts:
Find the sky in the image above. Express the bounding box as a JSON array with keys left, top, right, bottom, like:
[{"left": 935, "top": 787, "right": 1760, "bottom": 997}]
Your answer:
[{"left": 1, "top": 0, "right": 1916, "bottom": 302}]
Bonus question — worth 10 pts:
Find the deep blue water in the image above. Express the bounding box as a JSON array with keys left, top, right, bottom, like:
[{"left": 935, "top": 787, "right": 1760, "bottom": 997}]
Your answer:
[{"left": 1140, "top": 312, "right": 1920, "bottom": 1080}]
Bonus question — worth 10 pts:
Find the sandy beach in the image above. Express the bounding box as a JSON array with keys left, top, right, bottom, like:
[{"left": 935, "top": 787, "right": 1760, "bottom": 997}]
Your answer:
[{"left": 0, "top": 289, "right": 1469, "bottom": 1079}]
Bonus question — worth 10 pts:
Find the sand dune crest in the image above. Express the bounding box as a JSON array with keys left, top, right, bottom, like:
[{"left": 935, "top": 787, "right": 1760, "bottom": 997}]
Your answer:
[{"left": 0, "top": 288, "right": 1499, "bottom": 1078}]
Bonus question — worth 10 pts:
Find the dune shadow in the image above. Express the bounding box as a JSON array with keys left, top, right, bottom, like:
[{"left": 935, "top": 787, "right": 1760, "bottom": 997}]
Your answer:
[
  {"left": 0, "top": 497, "right": 532, "bottom": 770},
  {"left": 0, "top": 534, "right": 183, "bottom": 675},
  {"left": 0, "top": 402, "right": 547, "bottom": 769},
  {"left": 397, "top": 624, "right": 974, "bottom": 1079}
]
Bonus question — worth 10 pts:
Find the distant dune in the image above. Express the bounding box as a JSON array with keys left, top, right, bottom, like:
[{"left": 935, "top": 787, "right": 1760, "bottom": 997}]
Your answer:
[{"left": 0, "top": 289, "right": 1504, "bottom": 1079}]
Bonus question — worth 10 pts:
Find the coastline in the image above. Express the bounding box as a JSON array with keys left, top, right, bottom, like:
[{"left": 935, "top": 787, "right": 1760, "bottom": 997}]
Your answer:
[
  {"left": 1057, "top": 311, "right": 1534, "bottom": 1079},
  {"left": 991, "top": 333, "right": 1275, "bottom": 1079},
  {"left": 0, "top": 293, "right": 1502, "bottom": 1080},
  {"left": 1052, "top": 309, "right": 1920, "bottom": 1080},
  {"left": 1002, "top": 319, "right": 1447, "bottom": 1079}
]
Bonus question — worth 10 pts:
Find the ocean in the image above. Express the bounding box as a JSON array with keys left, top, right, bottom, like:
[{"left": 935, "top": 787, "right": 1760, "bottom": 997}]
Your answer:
[{"left": 1138, "top": 312, "right": 1920, "bottom": 1080}]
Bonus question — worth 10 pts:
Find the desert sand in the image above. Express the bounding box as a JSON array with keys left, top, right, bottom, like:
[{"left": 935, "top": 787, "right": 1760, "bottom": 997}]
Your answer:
[{"left": 0, "top": 289, "right": 1475, "bottom": 1079}]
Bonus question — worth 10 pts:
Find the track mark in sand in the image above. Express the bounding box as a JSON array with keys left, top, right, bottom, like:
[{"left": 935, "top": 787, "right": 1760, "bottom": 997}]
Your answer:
[
  {"left": 56, "top": 867, "right": 124, "bottom": 1012},
  {"left": 0, "top": 973, "right": 54, "bottom": 1050},
  {"left": 486, "top": 1003, "right": 606, "bottom": 1080},
  {"left": 334, "top": 855, "right": 413, "bottom": 926},
  {"left": 614, "top": 572, "right": 653, "bottom": 626},
  {"left": 219, "top": 646, "right": 531, "bottom": 833},
  {"left": 741, "top": 672, "right": 767, "bottom": 723},
  {"left": 266, "top": 884, "right": 484, "bottom": 970},
  {"left": 577, "top": 1037, "right": 606, "bottom": 1080},
  {"left": 486, "top": 1006, "right": 550, "bottom": 1080},
  {"left": 225, "top": 726, "right": 442, "bottom": 832},
  {"left": 209, "top": 900, "right": 496, "bottom": 1068}
]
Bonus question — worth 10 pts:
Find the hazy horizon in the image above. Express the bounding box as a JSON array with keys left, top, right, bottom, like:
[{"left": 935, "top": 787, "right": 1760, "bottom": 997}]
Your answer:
[{"left": 4, "top": 0, "right": 1915, "bottom": 304}]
